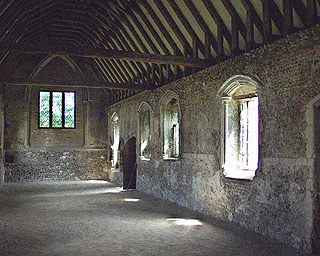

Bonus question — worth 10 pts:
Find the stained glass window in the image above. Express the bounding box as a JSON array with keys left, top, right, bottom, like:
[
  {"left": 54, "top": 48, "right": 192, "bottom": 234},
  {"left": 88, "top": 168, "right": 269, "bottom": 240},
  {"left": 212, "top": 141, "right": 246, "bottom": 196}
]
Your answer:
[{"left": 39, "top": 91, "right": 75, "bottom": 128}]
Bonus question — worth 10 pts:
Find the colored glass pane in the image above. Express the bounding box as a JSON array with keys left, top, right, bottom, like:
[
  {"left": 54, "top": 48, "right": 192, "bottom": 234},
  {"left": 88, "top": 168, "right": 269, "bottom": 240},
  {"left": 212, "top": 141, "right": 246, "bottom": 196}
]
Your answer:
[
  {"left": 64, "top": 92, "right": 75, "bottom": 128},
  {"left": 52, "top": 92, "right": 63, "bottom": 127},
  {"left": 39, "top": 92, "right": 50, "bottom": 128}
]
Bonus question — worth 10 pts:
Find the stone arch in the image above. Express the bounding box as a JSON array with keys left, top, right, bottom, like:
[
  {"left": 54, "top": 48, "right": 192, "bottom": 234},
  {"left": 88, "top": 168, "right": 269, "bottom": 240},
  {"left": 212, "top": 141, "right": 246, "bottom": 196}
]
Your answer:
[
  {"left": 0, "top": 95, "right": 4, "bottom": 185},
  {"left": 138, "top": 102, "right": 152, "bottom": 160},
  {"left": 160, "top": 90, "right": 181, "bottom": 159},
  {"left": 218, "top": 75, "right": 260, "bottom": 180},
  {"left": 110, "top": 112, "right": 120, "bottom": 169},
  {"left": 218, "top": 74, "right": 260, "bottom": 98},
  {"left": 138, "top": 101, "right": 152, "bottom": 113},
  {"left": 30, "top": 54, "right": 84, "bottom": 79}
]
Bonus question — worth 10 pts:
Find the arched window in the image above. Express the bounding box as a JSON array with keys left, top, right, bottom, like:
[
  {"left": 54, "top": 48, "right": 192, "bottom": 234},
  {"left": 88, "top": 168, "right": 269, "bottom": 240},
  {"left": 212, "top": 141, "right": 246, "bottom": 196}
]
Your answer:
[
  {"left": 138, "top": 102, "right": 152, "bottom": 160},
  {"left": 110, "top": 113, "right": 120, "bottom": 168},
  {"left": 160, "top": 91, "right": 180, "bottom": 159},
  {"left": 218, "top": 75, "right": 259, "bottom": 180}
]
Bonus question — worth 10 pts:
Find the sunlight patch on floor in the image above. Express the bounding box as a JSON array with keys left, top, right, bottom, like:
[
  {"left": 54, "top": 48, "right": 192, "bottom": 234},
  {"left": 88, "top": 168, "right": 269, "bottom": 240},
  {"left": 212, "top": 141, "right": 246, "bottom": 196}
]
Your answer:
[{"left": 167, "top": 218, "right": 203, "bottom": 226}]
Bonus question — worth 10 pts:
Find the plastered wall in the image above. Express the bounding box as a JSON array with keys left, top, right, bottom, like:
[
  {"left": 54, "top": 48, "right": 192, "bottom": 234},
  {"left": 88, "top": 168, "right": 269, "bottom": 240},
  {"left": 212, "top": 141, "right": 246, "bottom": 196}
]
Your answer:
[{"left": 108, "top": 25, "right": 320, "bottom": 252}]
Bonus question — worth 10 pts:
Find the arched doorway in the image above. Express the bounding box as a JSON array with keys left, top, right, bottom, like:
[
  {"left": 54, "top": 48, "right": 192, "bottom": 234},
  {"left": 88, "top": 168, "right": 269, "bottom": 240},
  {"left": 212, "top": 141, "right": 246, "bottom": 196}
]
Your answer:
[
  {"left": 122, "top": 137, "right": 137, "bottom": 190},
  {"left": 0, "top": 104, "right": 4, "bottom": 185}
]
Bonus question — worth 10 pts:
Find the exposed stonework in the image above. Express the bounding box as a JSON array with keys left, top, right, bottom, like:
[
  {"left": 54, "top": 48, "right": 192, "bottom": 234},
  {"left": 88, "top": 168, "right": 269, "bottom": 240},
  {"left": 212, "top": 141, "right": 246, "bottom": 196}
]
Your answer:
[
  {"left": 3, "top": 56, "right": 109, "bottom": 182},
  {"left": 108, "top": 25, "right": 320, "bottom": 252},
  {"left": 5, "top": 149, "right": 107, "bottom": 182}
]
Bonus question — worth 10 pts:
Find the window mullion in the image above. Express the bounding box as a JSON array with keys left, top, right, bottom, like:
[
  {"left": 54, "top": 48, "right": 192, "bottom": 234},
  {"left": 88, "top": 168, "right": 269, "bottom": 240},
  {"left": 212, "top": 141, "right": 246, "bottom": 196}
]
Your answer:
[
  {"left": 62, "top": 92, "right": 65, "bottom": 128},
  {"left": 49, "top": 92, "right": 53, "bottom": 128}
]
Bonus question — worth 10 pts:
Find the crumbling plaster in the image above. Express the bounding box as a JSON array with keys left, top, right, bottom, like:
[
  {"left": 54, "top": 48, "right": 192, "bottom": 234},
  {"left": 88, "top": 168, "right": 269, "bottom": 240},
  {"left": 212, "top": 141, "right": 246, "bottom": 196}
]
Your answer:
[{"left": 108, "top": 25, "right": 320, "bottom": 252}]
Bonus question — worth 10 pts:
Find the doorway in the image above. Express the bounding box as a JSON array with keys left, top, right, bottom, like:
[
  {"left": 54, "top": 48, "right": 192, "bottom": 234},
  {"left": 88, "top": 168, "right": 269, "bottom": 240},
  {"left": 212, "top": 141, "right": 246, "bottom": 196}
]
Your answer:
[
  {"left": 122, "top": 137, "right": 137, "bottom": 190},
  {"left": 313, "top": 105, "right": 320, "bottom": 253},
  {"left": 0, "top": 108, "right": 4, "bottom": 184}
]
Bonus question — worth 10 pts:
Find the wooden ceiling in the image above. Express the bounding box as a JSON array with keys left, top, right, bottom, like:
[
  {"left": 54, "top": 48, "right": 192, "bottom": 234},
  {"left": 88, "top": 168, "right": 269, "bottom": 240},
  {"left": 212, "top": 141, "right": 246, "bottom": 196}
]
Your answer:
[{"left": 0, "top": 0, "right": 319, "bottom": 105}]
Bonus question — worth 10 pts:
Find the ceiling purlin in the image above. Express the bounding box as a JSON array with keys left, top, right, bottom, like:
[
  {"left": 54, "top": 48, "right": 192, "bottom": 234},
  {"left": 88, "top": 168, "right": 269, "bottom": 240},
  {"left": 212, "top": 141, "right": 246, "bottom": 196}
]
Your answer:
[
  {"left": 307, "top": 0, "right": 318, "bottom": 27},
  {"left": 124, "top": 0, "right": 181, "bottom": 82},
  {"left": 86, "top": 1, "right": 139, "bottom": 84},
  {"left": 0, "top": 1, "right": 54, "bottom": 76},
  {"left": 96, "top": 0, "right": 161, "bottom": 85},
  {"left": 183, "top": 0, "right": 219, "bottom": 55},
  {"left": 239, "top": 0, "right": 263, "bottom": 49},
  {"left": 104, "top": 3, "right": 157, "bottom": 85},
  {"left": 221, "top": 0, "right": 247, "bottom": 54},
  {"left": 79, "top": 16, "right": 134, "bottom": 84},
  {"left": 100, "top": 58, "right": 126, "bottom": 84},
  {"left": 268, "top": 0, "right": 284, "bottom": 35},
  {"left": 167, "top": 0, "right": 205, "bottom": 56},
  {"left": 291, "top": 0, "right": 308, "bottom": 27},
  {"left": 0, "top": 0, "right": 27, "bottom": 41},
  {"left": 151, "top": 0, "right": 191, "bottom": 81},
  {"left": 98, "top": 58, "right": 121, "bottom": 83},
  {"left": 137, "top": 0, "right": 180, "bottom": 55},
  {"left": 152, "top": 0, "right": 190, "bottom": 53},
  {"left": 128, "top": 1, "right": 170, "bottom": 55},
  {"left": 201, "top": 0, "right": 232, "bottom": 47},
  {"left": 16, "top": 11, "right": 57, "bottom": 43},
  {"left": 109, "top": 30, "right": 144, "bottom": 81},
  {"left": 0, "top": 0, "right": 16, "bottom": 16},
  {"left": 107, "top": 38, "right": 136, "bottom": 80},
  {"left": 93, "top": 58, "right": 112, "bottom": 83},
  {"left": 19, "top": 21, "right": 52, "bottom": 44}
]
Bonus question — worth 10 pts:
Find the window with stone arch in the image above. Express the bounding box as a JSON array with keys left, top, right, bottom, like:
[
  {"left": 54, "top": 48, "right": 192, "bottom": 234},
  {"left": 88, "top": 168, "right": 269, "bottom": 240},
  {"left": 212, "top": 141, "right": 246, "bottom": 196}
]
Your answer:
[
  {"left": 138, "top": 102, "right": 152, "bottom": 160},
  {"left": 160, "top": 91, "right": 180, "bottom": 159},
  {"left": 110, "top": 112, "right": 120, "bottom": 169},
  {"left": 218, "top": 75, "right": 260, "bottom": 180}
]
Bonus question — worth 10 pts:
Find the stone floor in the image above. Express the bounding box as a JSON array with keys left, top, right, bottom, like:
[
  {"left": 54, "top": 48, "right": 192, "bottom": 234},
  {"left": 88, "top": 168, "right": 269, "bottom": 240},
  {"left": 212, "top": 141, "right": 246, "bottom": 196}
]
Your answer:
[{"left": 0, "top": 181, "right": 307, "bottom": 256}]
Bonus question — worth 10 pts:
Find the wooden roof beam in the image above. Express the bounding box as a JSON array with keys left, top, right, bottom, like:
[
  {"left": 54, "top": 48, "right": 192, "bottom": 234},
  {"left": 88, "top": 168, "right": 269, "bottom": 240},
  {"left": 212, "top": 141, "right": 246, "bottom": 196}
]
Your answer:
[
  {"left": 221, "top": 0, "right": 247, "bottom": 41},
  {"left": 201, "top": 0, "right": 232, "bottom": 47},
  {"left": 137, "top": 0, "right": 181, "bottom": 55},
  {"left": 269, "top": 0, "right": 284, "bottom": 35},
  {"left": 0, "top": 42, "right": 210, "bottom": 68},
  {"left": 240, "top": 0, "right": 264, "bottom": 37},
  {"left": 291, "top": 0, "right": 308, "bottom": 27},
  {"left": 167, "top": 0, "right": 206, "bottom": 56},
  {"left": 183, "top": 0, "right": 219, "bottom": 55},
  {"left": 0, "top": 77, "right": 153, "bottom": 90},
  {"left": 152, "top": 0, "right": 191, "bottom": 51}
]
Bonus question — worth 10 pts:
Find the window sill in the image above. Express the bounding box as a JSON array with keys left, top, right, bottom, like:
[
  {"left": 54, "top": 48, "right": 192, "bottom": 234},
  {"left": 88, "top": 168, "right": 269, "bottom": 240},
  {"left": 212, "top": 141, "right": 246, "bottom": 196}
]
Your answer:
[
  {"left": 163, "top": 157, "right": 179, "bottom": 161},
  {"left": 140, "top": 157, "right": 151, "bottom": 161},
  {"left": 223, "top": 168, "right": 256, "bottom": 180},
  {"left": 111, "top": 168, "right": 120, "bottom": 173}
]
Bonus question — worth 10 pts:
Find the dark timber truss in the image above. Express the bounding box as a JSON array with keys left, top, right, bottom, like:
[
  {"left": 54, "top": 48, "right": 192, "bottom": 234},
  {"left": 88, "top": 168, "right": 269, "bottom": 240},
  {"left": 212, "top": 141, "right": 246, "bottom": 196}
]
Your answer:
[{"left": 0, "top": 0, "right": 319, "bottom": 105}]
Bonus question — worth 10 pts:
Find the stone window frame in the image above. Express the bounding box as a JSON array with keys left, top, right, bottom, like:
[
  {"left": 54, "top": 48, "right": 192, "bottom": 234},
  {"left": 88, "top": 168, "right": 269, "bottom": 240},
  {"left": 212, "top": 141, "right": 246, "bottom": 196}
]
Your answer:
[
  {"left": 305, "top": 94, "right": 320, "bottom": 253},
  {"left": 110, "top": 112, "right": 120, "bottom": 169},
  {"left": 137, "top": 102, "right": 153, "bottom": 161},
  {"left": 160, "top": 90, "right": 181, "bottom": 160},
  {"left": 218, "top": 75, "right": 260, "bottom": 180}
]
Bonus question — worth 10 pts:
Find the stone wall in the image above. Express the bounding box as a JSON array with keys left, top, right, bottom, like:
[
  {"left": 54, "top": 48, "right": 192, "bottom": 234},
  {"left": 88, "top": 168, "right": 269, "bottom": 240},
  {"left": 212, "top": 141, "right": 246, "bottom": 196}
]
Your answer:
[
  {"left": 108, "top": 25, "right": 320, "bottom": 252},
  {"left": 3, "top": 56, "right": 109, "bottom": 182}
]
